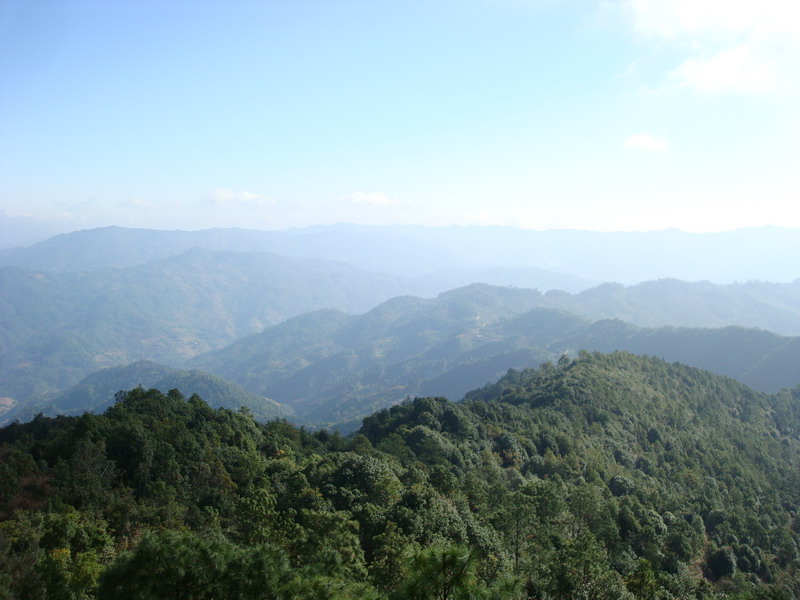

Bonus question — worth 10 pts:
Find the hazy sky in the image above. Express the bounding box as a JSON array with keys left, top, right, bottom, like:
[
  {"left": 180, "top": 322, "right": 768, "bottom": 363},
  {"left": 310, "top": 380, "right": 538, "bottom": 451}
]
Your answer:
[{"left": 2, "top": 0, "right": 799, "bottom": 240}]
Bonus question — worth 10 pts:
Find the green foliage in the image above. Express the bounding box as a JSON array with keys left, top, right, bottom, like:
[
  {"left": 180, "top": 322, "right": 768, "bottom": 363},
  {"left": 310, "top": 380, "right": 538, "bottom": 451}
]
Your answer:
[
  {"left": 1, "top": 352, "right": 800, "bottom": 599},
  {"left": 393, "top": 543, "right": 480, "bottom": 600},
  {"left": 98, "top": 530, "right": 283, "bottom": 600}
]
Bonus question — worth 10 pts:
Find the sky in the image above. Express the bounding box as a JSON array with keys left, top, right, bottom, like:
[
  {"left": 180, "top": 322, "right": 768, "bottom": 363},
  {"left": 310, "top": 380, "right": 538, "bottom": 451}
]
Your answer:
[{"left": 1, "top": 0, "right": 799, "bottom": 244}]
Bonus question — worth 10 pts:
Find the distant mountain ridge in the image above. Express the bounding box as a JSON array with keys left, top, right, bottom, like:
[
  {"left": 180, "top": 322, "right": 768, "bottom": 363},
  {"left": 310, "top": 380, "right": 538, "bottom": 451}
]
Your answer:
[
  {"left": 2, "top": 225, "right": 799, "bottom": 422},
  {"left": 189, "top": 285, "right": 800, "bottom": 425},
  {"left": 5, "top": 267, "right": 800, "bottom": 424},
  {"left": 2, "top": 224, "right": 799, "bottom": 284},
  {"left": 540, "top": 278, "right": 800, "bottom": 335},
  {"left": 0, "top": 248, "right": 415, "bottom": 406}
]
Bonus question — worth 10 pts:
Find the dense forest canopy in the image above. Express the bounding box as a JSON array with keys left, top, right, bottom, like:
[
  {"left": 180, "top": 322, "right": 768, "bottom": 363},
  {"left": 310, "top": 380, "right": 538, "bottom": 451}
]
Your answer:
[{"left": 1, "top": 352, "right": 798, "bottom": 599}]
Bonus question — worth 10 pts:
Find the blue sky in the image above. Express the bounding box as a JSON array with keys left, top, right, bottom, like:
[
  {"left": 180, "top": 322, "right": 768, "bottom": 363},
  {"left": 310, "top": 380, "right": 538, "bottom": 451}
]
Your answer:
[{"left": 1, "top": 0, "right": 799, "bottom": 241}]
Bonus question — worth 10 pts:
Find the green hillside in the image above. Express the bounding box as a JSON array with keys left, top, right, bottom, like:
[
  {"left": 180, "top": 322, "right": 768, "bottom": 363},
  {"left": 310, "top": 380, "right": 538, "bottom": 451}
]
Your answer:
[{"left": 1, "top": 352, "right": 798, "bottom": 599}]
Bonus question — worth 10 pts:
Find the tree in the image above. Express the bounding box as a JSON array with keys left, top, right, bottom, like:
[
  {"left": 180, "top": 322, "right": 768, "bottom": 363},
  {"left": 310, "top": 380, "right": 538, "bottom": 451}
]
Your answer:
[
  {"left": 625, "top": 558, "right": 657, "bottom": 600},
  {"left": 97, "top": 530, "right": 296, "bottom": 600},
  {"left": 551, "top": 531, "right": 632, "bottom": 600},
  {"left": 394, "top": 544, "right": 479, "bottom": 600}
]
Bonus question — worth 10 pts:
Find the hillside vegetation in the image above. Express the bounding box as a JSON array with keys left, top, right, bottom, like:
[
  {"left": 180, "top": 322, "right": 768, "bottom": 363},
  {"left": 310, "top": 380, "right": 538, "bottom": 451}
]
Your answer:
[{"left": 1, "top": 352, "right": 798, "bottom": 599}]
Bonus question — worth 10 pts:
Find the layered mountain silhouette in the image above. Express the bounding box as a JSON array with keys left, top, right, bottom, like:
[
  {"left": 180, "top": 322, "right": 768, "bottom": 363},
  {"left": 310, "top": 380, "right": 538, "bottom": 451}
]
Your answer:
[
  {"left": 188, "top": 285, "right": 800, "bottom": 425},
  {"left": 3, "top": 226, "right": 800, "bottom": 424}
]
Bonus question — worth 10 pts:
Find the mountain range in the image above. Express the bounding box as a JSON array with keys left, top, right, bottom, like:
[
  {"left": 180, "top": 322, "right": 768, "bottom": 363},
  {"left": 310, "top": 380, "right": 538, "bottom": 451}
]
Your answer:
[
  {"left": 188, "top": 284, "right": 800, "bottom": 425},
  {"left": 2, "top": 225, "right": 800, "bottom": 425},
  {"left": 3, "top": 223, "right": 800, "bottom": 284}
]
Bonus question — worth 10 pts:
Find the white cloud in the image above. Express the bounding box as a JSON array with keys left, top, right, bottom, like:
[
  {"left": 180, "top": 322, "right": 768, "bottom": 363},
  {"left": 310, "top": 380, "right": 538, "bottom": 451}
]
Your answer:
[
  {"left": 128, "top": 197, "right": 152, "bottom": 209},
  {"left": 204, "top": 189, "right": 275, "bottom": 207},
  {"left": 669, "top": 42, "right": 777, "bottom": 94},
  {"left": 621, "top": 0, "right": 800, "bottom": 96},
  {"left": 625, "top": 0, "right": 800, "bottom": 39},
  {"left": 617, "top": 59, "right": 643, "bottom": 79},
  {"left": 623, "top": 133, "right": 668, "bottom": 152},
  {"left": 349, "top": 191, "right": 397, "bottom": 206}
]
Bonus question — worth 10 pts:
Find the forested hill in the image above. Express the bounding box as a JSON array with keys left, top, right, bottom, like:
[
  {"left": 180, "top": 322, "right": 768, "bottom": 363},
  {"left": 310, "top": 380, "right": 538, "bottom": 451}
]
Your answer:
[{"left": 1, "top": 352, "right": 798, "bottom": 599}]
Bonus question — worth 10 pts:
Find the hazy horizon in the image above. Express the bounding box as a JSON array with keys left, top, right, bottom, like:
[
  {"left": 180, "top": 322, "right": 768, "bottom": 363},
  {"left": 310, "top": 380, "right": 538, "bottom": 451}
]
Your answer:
[
  {"left": 2, "top": 0, "right": 800, "bottom": 243},
  {"left": 4, "top": 219, "right": 800, "bottom": 251}
]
